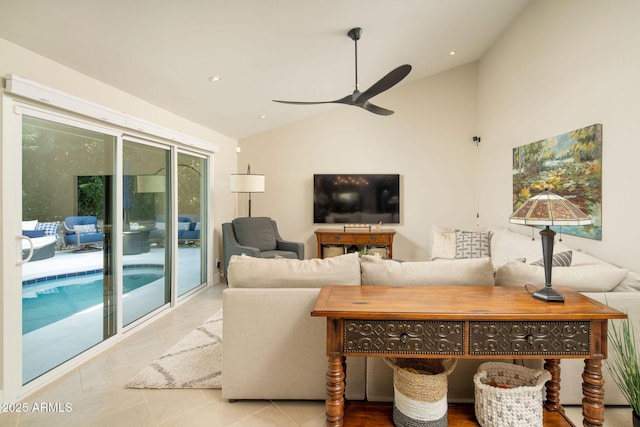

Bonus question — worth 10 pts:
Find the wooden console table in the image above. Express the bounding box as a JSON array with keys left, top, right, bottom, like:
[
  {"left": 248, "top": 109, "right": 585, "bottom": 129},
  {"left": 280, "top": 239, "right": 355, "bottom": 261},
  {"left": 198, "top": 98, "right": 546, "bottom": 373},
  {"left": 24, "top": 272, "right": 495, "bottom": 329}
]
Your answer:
[
  {"left": 314, "top": 228, "right": 395, "bottom": 259},
  {"left": 311, "top": 285, "right": 627, "bottom": 427}
]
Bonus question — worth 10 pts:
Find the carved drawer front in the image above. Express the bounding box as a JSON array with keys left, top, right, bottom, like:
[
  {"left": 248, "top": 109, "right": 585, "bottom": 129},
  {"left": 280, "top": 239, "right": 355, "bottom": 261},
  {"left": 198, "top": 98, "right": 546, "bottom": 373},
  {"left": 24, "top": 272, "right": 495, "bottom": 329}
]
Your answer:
[
  {"left": 469, "top": 321, "right": 591, "bottom": 356},
  {"left": 344, "top": 320, "right": 464, "bottom": 355}
]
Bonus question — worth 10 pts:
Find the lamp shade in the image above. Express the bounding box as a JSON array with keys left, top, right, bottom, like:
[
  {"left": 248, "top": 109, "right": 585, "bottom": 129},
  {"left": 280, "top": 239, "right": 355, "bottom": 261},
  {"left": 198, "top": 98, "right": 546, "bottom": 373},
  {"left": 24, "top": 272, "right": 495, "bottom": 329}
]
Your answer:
[
  {"left": 230, "top": 174, "right": 265, "bottom": 193},
  {"left": 510, "top": 190, "right": 591, "bottom": 226},
  {"left": 137, "top": 175, "right": 166, "bottom": 193}
]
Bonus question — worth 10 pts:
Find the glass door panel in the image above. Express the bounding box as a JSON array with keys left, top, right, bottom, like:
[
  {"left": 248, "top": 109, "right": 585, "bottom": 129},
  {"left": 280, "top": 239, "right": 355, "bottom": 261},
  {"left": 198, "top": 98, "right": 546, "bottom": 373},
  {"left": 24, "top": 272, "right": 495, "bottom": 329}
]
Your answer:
[
  {"left": 122, "top": 140, "right": 170, "bottom": 325},
  {"left": 21, "top": 115, "right": 116, "bottom": 384},
  {"left": 176, "top": 152, "right": 207, "bottom": 296}
]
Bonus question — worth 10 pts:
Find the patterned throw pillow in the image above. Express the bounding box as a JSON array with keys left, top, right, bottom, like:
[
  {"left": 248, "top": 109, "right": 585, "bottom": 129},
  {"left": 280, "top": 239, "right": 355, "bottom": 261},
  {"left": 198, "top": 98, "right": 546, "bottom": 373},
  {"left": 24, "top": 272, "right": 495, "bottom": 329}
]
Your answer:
[
  {"left": 74, "top": 224, "right": 97, "bottom": 233},
  {"left": 177, "top": 222, "right": 191, "bottom": 231},
  {"left": 35, "top": 221, "right": 60, "bottom": 236},
  {"left": 455, "top": 230, "right": 491, "bottom": 259},
  {"left": 531, "top": 250, "right": 573, "bottom": 267}
]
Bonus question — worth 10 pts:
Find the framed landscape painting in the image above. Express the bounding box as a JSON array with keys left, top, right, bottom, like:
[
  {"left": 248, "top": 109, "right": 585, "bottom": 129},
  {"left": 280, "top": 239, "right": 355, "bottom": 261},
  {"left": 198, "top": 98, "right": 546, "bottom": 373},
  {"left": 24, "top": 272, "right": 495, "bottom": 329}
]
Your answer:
[{"left": 512, "top": 124, "right": 602, "bottom": 240}]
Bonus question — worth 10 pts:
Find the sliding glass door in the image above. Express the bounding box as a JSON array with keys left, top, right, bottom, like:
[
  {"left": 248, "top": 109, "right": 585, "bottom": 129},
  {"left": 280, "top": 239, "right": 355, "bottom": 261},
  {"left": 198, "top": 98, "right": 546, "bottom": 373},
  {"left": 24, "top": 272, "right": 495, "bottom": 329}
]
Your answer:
[
  {"left": 122, "top": 140, "right": 171, "bottom": 325},
  {"left": 21, "top": 115, "right": 117, "bottom": 384},
  {"left": 7, "top": 103, "right": 212, "bottom": 397},
  {"left": 176, "top": 152, "right": 207, "bottom": 296}
]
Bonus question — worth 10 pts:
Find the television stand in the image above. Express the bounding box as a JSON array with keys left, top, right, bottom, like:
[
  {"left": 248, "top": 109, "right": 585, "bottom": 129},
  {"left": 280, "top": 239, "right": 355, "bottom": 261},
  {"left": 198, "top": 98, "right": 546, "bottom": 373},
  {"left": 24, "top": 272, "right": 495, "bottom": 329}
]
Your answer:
[{"left": 314, "top": 228, "right": 395, "bottom": 259}]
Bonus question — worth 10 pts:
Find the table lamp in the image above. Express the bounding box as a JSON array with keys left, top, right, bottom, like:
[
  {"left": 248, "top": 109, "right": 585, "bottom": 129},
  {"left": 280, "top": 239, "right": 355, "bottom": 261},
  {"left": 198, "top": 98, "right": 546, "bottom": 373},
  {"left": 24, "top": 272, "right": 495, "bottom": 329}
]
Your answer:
[
  {"left": 509, "top": 189, "right": 591, "bottom": 302},
  {"left": 230, "top": 164, "right": 265, "bottom": 217}
]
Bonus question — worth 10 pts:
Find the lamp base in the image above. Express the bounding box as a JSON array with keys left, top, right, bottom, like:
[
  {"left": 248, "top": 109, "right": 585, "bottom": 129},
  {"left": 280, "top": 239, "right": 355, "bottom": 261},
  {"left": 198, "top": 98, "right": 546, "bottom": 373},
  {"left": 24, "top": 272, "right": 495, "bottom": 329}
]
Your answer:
[{"left": 533, "top": 285, "right": 565, "bottom": 303}]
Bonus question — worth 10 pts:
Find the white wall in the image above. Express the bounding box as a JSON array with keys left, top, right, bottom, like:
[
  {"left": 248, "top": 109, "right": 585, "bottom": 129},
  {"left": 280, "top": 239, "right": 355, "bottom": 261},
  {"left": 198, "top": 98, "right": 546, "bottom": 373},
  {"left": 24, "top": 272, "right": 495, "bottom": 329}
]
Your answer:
[
  {"left": 478, "top": 0, "right": 640, "bottom": 272},
  {"left": 239, "top": 62, "right": 481, "bottom": 261},
  {"left": 0, "top": 37, "right": 239, "bottom": 281}
]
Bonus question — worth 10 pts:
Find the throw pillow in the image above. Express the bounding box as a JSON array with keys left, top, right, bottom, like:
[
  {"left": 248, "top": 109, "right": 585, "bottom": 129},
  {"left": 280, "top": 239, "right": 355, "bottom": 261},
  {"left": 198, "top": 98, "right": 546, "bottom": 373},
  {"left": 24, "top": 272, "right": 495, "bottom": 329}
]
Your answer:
[
  {"left": 430, "top": 230, "right": 457, "bottom": 259},
  {"left": 22, "top": 229, "right": 46, "bottom": 238},
  {"left": 177, "top": 222, "right": 191, "bottom": 231},
  {"left": 530, "top": 250, "right": 572, "bottom": 267},
  {"left": 455, "top": 230, "right": 491, "bottom": 259},
  {"left": 22, "top": 220, "right": 38, "bottom": 231},
  {"left": 35, "top": 221, "right": 60, "bottom": 236},
  {"left": 74, "top": 224, "right": 97, "bottom": 233}
]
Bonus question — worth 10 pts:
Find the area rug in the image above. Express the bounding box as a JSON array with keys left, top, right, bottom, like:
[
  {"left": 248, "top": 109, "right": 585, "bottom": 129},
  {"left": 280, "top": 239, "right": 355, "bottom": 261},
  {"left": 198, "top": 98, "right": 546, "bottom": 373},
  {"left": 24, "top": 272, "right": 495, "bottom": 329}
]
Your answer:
[{"left": 125, "top": 309, "right": 222, "bottom": 389}]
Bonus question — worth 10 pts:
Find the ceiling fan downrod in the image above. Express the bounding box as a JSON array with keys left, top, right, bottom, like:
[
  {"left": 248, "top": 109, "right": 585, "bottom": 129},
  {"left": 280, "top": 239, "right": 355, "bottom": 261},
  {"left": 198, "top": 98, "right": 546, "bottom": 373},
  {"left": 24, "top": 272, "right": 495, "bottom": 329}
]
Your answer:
[{"left": 348, "top": 27, "right": 362, "bottom": 92}]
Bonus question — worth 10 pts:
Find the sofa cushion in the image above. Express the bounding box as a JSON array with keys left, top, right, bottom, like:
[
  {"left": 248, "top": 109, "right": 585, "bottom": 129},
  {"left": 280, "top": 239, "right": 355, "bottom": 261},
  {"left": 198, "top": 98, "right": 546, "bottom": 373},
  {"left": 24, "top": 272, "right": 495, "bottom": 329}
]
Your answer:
[
  {"left": 232, "top": 217, "right": 277, "bottom": 251},
  {"left": 360, "top": 256, "right": 495, "bottom": 287},
  {"left": 495, "top": 261, "right": 628, "bottom": 292},
  {"left": 227, "top": 253, "right": 361, "bottom": 288}
]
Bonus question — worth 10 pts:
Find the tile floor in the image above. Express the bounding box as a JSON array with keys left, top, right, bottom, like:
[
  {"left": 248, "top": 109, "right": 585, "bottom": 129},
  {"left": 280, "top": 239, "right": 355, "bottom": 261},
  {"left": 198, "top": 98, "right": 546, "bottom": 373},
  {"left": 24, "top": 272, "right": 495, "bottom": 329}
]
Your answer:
[{"left": 1, "top": 284, "right": 634, "bottom": 426}]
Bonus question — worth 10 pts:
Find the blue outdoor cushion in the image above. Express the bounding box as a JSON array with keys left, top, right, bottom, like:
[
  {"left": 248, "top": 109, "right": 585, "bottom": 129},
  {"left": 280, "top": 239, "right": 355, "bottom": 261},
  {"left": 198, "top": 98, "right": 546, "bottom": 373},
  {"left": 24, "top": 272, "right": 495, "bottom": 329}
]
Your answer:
[{"left": 23, "top": 229, "right": 46, "bottom": 238}]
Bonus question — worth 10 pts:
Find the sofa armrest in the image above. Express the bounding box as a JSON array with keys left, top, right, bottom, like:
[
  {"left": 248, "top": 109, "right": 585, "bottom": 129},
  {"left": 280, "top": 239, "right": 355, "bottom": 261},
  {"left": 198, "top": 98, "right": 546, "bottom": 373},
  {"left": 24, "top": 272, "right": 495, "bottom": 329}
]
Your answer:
[
  {"left": 276, "top": 239, "right": 304, "bottom": 259},
  {"left": 222, "top": 288, "right": 365, "bottom": 401}
]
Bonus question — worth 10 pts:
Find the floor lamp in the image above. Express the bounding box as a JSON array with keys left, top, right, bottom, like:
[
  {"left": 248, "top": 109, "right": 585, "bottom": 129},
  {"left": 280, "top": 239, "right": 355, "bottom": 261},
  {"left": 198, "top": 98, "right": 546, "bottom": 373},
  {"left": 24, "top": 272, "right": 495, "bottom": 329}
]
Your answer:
[
  {"left": 509, "top": 189, "right": 591, "bottom": 302},
  {"left": 230, "top": 165, "right": 265, "bottom": 217}
]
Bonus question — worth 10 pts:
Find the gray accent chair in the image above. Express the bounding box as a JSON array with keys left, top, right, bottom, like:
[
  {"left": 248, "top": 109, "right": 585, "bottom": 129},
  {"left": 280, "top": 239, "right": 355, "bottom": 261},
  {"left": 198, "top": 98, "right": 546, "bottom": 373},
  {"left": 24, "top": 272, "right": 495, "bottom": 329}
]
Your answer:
[{"left": 222, "top": 217, "right": 304, "bottom": 279}]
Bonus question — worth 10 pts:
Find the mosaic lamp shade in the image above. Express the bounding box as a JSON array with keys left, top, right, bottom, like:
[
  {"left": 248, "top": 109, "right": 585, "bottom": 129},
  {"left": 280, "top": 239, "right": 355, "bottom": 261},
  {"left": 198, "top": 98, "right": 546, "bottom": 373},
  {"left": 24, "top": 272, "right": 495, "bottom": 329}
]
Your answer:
[{"left": 509, "top": 189, "right": 591, "bottom": 302}]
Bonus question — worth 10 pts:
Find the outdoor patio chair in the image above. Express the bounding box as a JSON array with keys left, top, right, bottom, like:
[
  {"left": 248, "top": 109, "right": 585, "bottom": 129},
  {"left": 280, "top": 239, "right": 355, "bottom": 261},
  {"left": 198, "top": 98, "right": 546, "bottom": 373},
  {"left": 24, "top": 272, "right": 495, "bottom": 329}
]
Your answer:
[{"left": 63, "top": 216, "right": 104, "bottom": 249}]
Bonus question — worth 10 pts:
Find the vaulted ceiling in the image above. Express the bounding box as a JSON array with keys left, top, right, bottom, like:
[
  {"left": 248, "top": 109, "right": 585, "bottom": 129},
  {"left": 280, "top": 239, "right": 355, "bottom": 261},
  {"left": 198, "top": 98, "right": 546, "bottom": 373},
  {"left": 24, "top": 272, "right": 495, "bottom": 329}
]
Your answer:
[{"left": 1, "top": 0, "right": 528, "bottom": 139}]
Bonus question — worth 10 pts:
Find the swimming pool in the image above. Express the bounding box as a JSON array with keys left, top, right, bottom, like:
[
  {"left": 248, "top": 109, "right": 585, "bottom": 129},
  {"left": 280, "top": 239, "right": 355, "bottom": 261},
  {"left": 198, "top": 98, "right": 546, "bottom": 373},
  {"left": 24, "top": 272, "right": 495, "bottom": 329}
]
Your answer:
[{"left": 22, "top": 265, "right": 164, "bottom": 334}]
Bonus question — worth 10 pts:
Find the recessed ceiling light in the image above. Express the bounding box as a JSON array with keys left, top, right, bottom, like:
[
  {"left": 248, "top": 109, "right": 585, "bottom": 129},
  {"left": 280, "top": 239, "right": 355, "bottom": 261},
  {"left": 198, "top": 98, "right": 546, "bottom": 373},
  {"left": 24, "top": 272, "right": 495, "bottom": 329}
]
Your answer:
[
  {"left": 259, "top": 114, "right": 267, "bottom": 119},
  {"left": 449, "top": 51, "right": 456, "bottom": 56},
  {"left": 208, "top": 76, "right": 221, "bottom": 83}
]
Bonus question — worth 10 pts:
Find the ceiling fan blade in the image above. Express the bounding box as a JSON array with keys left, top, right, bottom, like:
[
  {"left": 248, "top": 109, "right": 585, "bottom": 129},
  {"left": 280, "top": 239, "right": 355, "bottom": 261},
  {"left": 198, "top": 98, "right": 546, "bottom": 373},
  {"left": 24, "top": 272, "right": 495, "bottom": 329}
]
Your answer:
[
  {"left": 273, "top": 94, "right": 354, "bottom": 106},
  {"left": 273, "top": 99, "right": 334, "bottom": 105},
  {"left": 356, "top": 64, "right": 412, "bottom": 103},
  {"left": 362, "top": 102, "right": 394, "bottom": 116}
]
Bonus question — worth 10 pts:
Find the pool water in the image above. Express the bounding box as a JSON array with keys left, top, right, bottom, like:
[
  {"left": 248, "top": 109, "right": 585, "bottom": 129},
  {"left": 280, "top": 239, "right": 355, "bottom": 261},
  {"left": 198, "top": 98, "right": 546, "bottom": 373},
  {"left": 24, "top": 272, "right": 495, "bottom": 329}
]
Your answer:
[{"left": 22, "top": 272, "right": 163, "bottom": 334}]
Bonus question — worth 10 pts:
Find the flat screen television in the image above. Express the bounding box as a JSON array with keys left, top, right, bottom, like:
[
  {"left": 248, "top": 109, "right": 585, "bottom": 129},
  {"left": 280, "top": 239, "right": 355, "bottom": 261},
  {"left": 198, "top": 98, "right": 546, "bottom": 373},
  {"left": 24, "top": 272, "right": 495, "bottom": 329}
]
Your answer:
[{"left": 313, "top": 174, "right": 400, "bottom": 224}]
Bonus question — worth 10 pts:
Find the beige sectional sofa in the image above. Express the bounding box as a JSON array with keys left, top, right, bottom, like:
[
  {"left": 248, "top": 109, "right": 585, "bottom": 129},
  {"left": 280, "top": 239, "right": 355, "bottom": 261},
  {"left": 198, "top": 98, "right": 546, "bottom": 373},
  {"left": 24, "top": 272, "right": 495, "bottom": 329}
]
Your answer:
[{"left": 221, "top": 227, "right": 640, "bottom": 406}]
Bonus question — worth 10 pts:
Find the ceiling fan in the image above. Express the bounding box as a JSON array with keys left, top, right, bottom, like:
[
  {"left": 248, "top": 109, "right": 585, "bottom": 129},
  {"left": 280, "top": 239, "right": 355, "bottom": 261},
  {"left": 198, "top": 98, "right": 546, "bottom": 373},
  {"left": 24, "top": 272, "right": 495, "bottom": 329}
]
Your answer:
[{"left": 273, "top": 27, "right": 411, "bottom": 116}]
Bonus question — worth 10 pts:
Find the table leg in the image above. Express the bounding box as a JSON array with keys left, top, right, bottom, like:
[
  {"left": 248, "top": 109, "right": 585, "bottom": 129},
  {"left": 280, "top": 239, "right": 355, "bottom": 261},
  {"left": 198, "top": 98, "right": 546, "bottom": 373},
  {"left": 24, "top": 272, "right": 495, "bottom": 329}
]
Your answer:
[
  {"left": 582, "top": 358, "right": 605, "bottom": 427},
  {"left": 543, "top": 358, "right": 563, "bottom": 412},
  {"left": 326, "top": 355, "right": 346, "bottom": 427}
]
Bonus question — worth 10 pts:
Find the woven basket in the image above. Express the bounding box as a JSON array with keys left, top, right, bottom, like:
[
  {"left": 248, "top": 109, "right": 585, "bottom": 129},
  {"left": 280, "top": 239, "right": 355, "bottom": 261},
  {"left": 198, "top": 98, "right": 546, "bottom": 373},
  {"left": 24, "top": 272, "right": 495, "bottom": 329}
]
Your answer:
[
  {"left": 384, "top": 358, "right": 457, "bottom": 427},
  {"left": 473, "top": 362, "right": 551, "bottom": 427},
  {"left": 367, "top": 247, "right": 388, "bottom": 258},
  {"left": 322, "top": 245, "right": 345, "bottom": 258}
]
